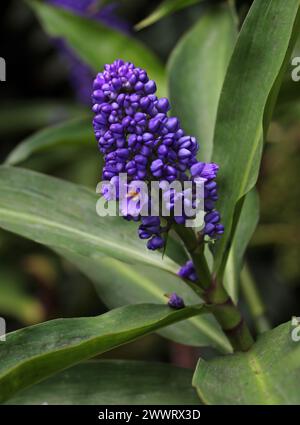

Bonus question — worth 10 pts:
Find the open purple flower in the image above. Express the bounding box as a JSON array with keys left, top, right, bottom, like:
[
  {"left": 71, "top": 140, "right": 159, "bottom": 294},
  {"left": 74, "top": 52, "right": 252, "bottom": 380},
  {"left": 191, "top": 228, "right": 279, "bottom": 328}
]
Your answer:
[{"left": 119, "top": 181, "right": 149, "bottom": 218}]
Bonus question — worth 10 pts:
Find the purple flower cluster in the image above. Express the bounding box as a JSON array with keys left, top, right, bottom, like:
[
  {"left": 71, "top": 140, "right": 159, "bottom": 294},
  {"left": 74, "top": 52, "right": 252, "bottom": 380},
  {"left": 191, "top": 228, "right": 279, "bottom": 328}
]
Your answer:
[
  {"left": 47, "top": 0, "right": 129, "bottom": 103},
  {"left": 92, "top": 60, "right": 224, "bottom": 250},
  {"left": 190, "top": 162, "right": 224, "bottom": 237},
  {"left": 93, "top": 60, "right": 198, "bottom": 182},
  {"left": 138, "top": 217, "right": 165, "bottom": 250}
]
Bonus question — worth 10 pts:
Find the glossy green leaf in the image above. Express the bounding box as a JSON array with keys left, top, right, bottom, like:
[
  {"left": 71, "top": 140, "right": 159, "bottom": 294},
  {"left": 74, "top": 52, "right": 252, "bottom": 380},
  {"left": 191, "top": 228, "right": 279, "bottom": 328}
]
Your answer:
[
  {"left": 0, "top": 166, "right": 231, "bottom": 352},
  {"left": 5, "top": 117, "right": 93, "bottom": 166},
  {"left": 193, "top": 320, "right": 300, "bottom": 404},
  {"left": 0, "top": 101, "right": 86, "bottom": 135},
  {"left": 212, "top": 0, "right": 300, "bottom": 273},
  {"left": 168, "top": 4, "right": 237, "bottom": 162},
  {"left": 0, "top": 166, "right": 177, "bottom": 272},
  {"left": 223, "top": 189, "right": 259, "bottom": 303},
  {"left": 6, "top": 360, "right": 201, "bottom": 405},
  {"left": 28, "top": 0, "right": 166, "bottom": 95},
  {"left": 0, "top": 270, "right": 44, "bottom": 325},
  {"left": 275, "top": 26, "right": 300, "bottom": 106},
  {"left": 0, "top": 303, "right": 203, "bottom": 403},
  {"left": 59, "top": 251, "right": 231, "bottom": 353},
  {"left": 135, "top": 0, "right": 202, "bottom": 30}
]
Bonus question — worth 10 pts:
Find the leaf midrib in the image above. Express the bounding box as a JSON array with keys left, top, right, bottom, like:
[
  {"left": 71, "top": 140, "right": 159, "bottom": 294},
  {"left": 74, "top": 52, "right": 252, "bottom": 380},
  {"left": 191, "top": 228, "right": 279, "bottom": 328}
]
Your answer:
[
  {"left": 0, "top": 207, "right": 176, "bottom": 273},
  {"left": 247, "top": 351, "right": 284, "bottom": 405},
  {"left": 111, "top": 262, "right": 231, "bottom": 352},
  {"left": 0, "top": 306, "right": 202, "bottom": 393}
]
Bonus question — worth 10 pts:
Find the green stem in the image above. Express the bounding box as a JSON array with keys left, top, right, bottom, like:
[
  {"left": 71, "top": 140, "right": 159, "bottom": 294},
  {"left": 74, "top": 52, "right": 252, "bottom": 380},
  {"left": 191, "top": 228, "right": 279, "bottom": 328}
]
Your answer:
[
  {"left": 174, "top": 225, "right": 254, "bottom": 352},
  {"left": 204, "top": 275, "right": 254, "bottom": 352},
  {"left": 241, "top": 264, "right": 271, "bottom": 334}
]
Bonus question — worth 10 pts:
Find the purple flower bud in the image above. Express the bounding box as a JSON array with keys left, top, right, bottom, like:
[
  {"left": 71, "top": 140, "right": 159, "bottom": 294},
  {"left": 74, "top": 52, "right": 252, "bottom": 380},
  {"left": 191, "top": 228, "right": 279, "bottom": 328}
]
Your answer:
[
  {"left": 135, "top": 155, "right": 148, "bottom": 165},
  {"left": 137, "top": 170, "right": 147, "bottom": 179},
  {"left": 165, "top": 165, "right": 177, "bottom": 176},
  {"left": 140, "top": 145, "right": 151, "bottom": 156},
  {"left": 157, "top": 144, "right": 168, "bottom": 156},
  {"left": 150, "top": 159, "right": 163, "bottom": 173},
  {"left": 148, "top": 117, "right": 162, "bottom": 133},
  {"left": 205, "top": 211, "right": 220, "bottom": 224},
  {"left": 178, "top": 260, "right": 198, "bottom": 282},
  {"left": 166, "top": 117, "right": 179, "bottom": 132},
  {"left": 139, "top": 230, "right": 151, "bottom": 239},
  {"left": 156, "top": 98, "right": 170, "bottom": 112},
  {"left": 142, "top": 217, "right": 160, "bottom": 226},
  {"left": 110, "top": 123, "right": 123, "bottom": 134},
  {"left": 168, "top": 293, "right": 185, "bottom": 309},
  {"left": 147, "top": 236, "right": 165, "bottom": 250},
  {"left": 139, "top": 97, "right": 150, "bottom": 110},
  {"left": 144, "top": 80, "right": 156, "bottom": 94},
  {"left": 190, "top": 162, "right": 205, "bottom": 176},
  {"left": 134, "top": 81, "right": 144, "bottom": 91},
  {"left": 116, "top": 148, "right": 129, "bottom": 158},
  {"left": 178, "top": 148, "right": 191, "bottom": 159}
]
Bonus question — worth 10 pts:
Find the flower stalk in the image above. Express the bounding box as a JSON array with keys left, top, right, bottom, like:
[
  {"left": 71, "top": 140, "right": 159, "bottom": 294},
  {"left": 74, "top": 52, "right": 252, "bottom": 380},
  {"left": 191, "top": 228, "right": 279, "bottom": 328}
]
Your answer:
[
  {"left": 241, "top": 264, "right": 271, "bottom": 334},
  {"left": 175, "top": 225, "right": 254, "bottom": 352}
]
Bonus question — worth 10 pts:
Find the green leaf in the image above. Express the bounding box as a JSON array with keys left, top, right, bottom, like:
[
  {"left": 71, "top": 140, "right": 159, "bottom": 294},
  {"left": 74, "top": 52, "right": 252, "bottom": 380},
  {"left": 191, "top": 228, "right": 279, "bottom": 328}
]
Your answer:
[
  {"left": 193, "top": 320, "right": 300, "bottom": 404},
  {"left": 28, "top": 0, "right": 166, "bottom": 95},
  {"left": 6, "top": 360, "right": 201, "bottom": 405},
  {"left": 0, "top": 303, "right": 202, "bottom": 403},
  {"left": 223, "top": 189, "right": 259, "bottom": 303},
  {"left": 5, "top": 117, "right": 93, "bottom": 166},
  {"left": 0, "top": 101, "right": 86, "bottom": 136},
  {"left": 212, "top": 0, "right": 300, "bottom": 273},
  {"left": 0, "top": 166, "right": 177, "bottom": 272},
  {"left": 168, "top": 4, "right": 237, "bottom": 162},
  {"left": 135, "top": 0, "right": 202, "bottom": 30},
  {"left": 0, "top": 270, "right": 44, "bottom": 325},
  {"left": 60, "top": 251, "right": 232, "bottom": 353},
  {"left": 274, "top": 27, "right": 300, "bottom": 106},
  {"left": 0, "top": 166, "right": 231, "bottom": 352}
]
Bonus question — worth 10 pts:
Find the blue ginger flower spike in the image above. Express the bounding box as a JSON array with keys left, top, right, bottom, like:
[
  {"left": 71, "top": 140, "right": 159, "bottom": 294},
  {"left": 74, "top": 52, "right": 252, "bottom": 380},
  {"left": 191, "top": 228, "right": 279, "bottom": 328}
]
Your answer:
[{"left": 92, "top": 60, "right": 224, "bottom": 251}]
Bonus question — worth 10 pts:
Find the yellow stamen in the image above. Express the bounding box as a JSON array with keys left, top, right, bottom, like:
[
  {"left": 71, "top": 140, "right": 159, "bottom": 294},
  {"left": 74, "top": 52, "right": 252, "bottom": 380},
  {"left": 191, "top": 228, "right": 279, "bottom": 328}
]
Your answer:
[{"left": 127, "top": 190, "right": 140, "bottom": 201}]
